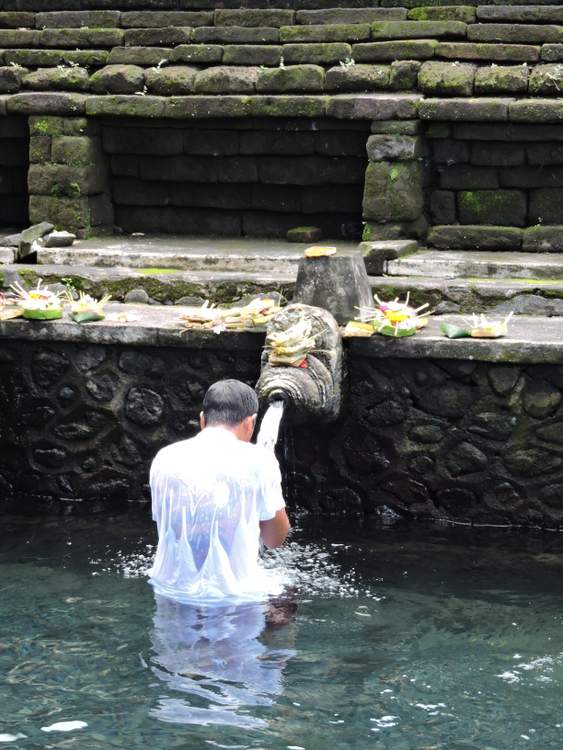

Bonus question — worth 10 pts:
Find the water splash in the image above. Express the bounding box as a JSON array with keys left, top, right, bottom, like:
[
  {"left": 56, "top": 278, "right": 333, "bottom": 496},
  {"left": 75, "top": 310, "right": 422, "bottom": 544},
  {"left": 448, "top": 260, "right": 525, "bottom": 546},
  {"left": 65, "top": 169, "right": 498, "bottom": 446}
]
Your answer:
[{"left": 257, "top": 401, "right": 285, "bottom": 452}]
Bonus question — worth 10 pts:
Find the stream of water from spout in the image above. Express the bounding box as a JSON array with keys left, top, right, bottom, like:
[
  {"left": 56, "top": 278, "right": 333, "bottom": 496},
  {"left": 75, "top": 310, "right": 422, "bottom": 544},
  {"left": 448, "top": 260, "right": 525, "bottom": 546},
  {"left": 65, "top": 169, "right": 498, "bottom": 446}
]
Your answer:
[{"left": 257, "top": 400, "right": 285, "bottom": 452}]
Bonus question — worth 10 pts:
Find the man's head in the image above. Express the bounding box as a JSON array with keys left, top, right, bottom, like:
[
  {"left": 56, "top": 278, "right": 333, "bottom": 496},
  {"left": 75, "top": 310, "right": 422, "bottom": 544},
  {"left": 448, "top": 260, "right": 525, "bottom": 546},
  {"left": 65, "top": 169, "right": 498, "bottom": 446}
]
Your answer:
[{"left": 200, "top": 379, "right": 258, "bottom": 442}]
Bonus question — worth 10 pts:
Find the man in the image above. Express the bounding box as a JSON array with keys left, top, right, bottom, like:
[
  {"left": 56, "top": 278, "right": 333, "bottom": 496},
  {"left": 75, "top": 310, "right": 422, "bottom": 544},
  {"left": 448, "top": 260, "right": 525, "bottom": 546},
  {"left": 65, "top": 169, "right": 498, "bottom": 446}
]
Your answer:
[{"left": 148, "top": 379, "right": 291, "bottom": 603}]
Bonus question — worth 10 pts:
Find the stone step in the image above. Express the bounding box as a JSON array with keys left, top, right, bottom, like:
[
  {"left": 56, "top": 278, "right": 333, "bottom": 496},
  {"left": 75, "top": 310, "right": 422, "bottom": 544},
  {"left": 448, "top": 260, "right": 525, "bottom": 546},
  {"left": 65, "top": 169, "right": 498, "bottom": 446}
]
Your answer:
[
  {"left": 6, "top": 263, "right": 563, "bottom": 315},
  {"left": 386, "top": 249, "right": 563, "bottom": 281},
  {"left": 37, "top": 235, "right": 357, "bottom": 273}
]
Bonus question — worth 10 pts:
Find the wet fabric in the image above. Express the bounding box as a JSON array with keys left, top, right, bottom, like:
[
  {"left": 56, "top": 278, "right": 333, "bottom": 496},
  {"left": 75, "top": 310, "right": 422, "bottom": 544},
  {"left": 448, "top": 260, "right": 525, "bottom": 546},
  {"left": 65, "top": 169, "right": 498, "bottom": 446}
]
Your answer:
[{"left": 148, "top": 427, "right": 286, "bottom": 603}]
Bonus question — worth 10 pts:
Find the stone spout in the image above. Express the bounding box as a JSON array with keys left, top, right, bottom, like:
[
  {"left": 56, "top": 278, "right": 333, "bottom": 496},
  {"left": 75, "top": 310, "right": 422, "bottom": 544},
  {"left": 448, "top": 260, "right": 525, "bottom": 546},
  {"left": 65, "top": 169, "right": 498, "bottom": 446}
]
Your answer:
[{"left": 256, "top": 303, "right": 343, "bottom": 423}]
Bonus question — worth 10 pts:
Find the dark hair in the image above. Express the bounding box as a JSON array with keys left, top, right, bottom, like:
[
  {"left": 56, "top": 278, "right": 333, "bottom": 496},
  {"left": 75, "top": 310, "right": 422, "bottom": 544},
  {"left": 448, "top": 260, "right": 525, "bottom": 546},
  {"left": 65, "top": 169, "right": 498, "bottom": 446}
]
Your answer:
[{"left": 202, "top": 379, "right": 259, "bottom": 427}]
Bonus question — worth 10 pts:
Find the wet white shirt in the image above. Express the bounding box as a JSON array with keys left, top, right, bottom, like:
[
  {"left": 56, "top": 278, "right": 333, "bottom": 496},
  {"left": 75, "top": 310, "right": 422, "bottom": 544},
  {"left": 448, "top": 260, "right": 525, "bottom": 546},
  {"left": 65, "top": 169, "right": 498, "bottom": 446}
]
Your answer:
[{"left": 148, "top": 427, "right": 286, "bottom": 603}]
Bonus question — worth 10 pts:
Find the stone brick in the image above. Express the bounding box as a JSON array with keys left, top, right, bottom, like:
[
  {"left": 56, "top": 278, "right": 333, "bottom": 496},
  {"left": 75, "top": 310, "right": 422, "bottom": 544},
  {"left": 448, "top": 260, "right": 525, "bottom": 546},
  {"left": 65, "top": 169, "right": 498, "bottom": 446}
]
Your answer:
[
  {"left": 39, "top": 28, "right": 124, "bottom": 48},
  {"left": 296, "top": 9, "right": 406, "bottom": 25},
  {"left": 362, "top": 218, "right": 427, "bottom": 241},
  {"left": 528, "top": 143, "right": 563, "bottom": 165},
  {"left": 436, "top": 42, "right": 540, "bottom": 63},
  {"left": 372, "top": 120, "right": 420, "bottom": 135},
  {"left": 239, "top": 130, "right": 314, "bottom": 155},
  {"left": 91, "top": 65, "right": 145, "bottom": 95},
  {"left": 371, "top": 20, "right": 467, "bottom": 39},
  {"left": 23, "top": 66, "right": 90, "bottom": 92},
  {"left": 113, "top": 179, "right": 170, "bottom": 207},
  {"left": 165, "top": 95, "right": 249, "bottom": 119},
  {"left": 477, "top": 7, "right": 563, "bottom": 24},
  {"left": 363, "top": 161, "right": 423, "bottom": 222},
  {"left": 327, "top": 93, "right": 419, "bottom": 120},
  {"left": 471, "top": 142, "right": 525, "bottom": 167},
  {"left": 326, "top": 64, "right": 389, "bottom": 92},
  {"left": 217, "top": 157, "right": 258, "bottom": 183},
  {"left": 457, "top": 190, "right": 527, "bottom": 226},
  {"left": 280, "top": 24, "right": 371, "bottom": 43},
  {"left": 29, "top": 135, "right": 51, "bottom": 163},
  {"left": 474, "top": 65, "right": 529, "bottom": 95},
  {"left": 301, "top": 185, "right": 363, "bottom": 214},
  {"left": 418, "top": 61, "right": 475, "bottom": 96},
  {"left": 0, "top": 29, "right": 38, "bottom": 47},
  {"left": 29, "top": 195, "right": 94, "bottom": 233},
  {"left": 29, "top": 115, "right": 63, "bottom": 137},
  {"left": 259, "top": 156, "right": 365, "bottom": 185},
  {"left": 430, "top": 190, "right": 456, "bottom": 224},
  {"left": 250, "top": 95, "right": 327, "bottom": 118},
  {"left": 440, "top": 164, "right": 499, "bottom": 190},
  {"left": 468, "top": 24, "right": 563, "bottom": 45},
  {"left": 283, "top": 43, "right": 352, "bottom": 65},
  {"left": 5, "top": 49, "right": 109, "bottom": 68},
  {"left": 523, "top": 226, "right": 563, "bottom": 252},
  {"left": 141, "top": 155, "right": 218, "bottom": 182},
  {"left": 419, "top": 98, "right": 510, "bottom": 121},
  {"left": 428, "top": 225, "right": 523, "bottom": 250},
  {"left": 145, "top": 65, "right": 197, "bottom": 95},
  {"left": 390, "top": 60, "right": 421, "bottom": 90},
  {"left": 353, "top": 40, "right": 437, "bottom": 62},
  {"left": 408, "top": 6, "right": 476, "bottom": 23},
  {"left": 194, "top": 66, "right": 258, "bottom": 94},
  {"left": 121, "top": 11, "right": 213, "bottom": 28},
  {"left": 124, "top": 28, "right": 193, "bottom": 47},
  {"left": 542, "top": 45, "right": 563, "bottom": 63},
  {"left": 366, "top": 134, "right": 421, "bottom": 161},
  {"left": 215, "top": 10, "right": 294, "bottom": 27},
  {"left": 250, "top": 184, "right": 300, "bottom": 212},
  {"left": 192, "top": 27, "right": 279, "bottom": 44},
  {"left": 103, "top": 126, "right": 183, "bottom": 155},
  {"left": 499, "top": 166, "right": 563, "bottom": 189},
  {"left": 223, "top": 45, "right": 282, "bottom": 66},
  {"left": 28, "top": 163, "right": 107, "bottom": 196},
  {"left": 171, "top": 45, "right": 223, "bottom": 64},
  {"left": 0, "top": 65, "right": 27, "bottom": 94},
  {"left": 109, "top": 47, "right": 173, "bottom": 66},
  {"left": 256, "top": 65, "right": 325, "bottom": 93},
  {"left": 509, "top": 99, "right": 563, "bottom": 123},
  {"left": 85, "top": 95, "right": 165, "bottom": 119},
  {"left": 529, "top": 189, "right": 563, "bottom": 224},
  {"left": 529, "top": 65, "right": 563, "bottom": 96},
  {"left": 51, "top": 135, "right": 100, "bottom": 166},
  {"left": 432, "top": 139, "right": 469, "bottom": 163},
  {"left": 7, "top": 92, "right": 87, "bottom": 116},
  {"left": 35, "top": 11, "right": 120, "bottom": 28},
  {"left": 184, "top": 130, "right": 239, "bottom": 156},
  {"left": 0, "top": 12, "right": 34, "bottom": 28}
]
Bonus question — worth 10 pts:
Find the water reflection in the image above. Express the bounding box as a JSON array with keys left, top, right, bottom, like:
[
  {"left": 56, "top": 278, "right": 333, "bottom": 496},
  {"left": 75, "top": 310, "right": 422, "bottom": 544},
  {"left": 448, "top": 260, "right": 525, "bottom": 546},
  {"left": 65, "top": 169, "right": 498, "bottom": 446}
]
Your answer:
[{"left": 149, "top": 594, "right": 297, "bottom": 729}]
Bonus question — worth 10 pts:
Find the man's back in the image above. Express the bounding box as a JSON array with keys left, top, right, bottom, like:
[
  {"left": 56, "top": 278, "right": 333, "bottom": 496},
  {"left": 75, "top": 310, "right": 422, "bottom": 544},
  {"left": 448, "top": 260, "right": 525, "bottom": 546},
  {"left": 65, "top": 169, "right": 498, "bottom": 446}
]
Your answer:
[{"left": 149, "top": 426, "right": 286, "bottom": 603}]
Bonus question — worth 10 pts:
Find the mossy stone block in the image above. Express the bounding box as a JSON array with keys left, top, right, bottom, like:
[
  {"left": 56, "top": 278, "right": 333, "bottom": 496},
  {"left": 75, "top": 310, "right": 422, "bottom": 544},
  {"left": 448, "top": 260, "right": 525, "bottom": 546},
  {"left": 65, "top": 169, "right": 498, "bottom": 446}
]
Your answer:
[
  {"left": 286, "top": 226, "right": 322, "bottom": 242},
  {"left": 458, "top": 190, "right": 527, "bottom": 226},
  {"left": 529, "top": 64, "right": 563, "bottom": 96},
  {"left": 85, "top": 95, "right": 165, "bottom": 119},
  {"left": 468, "top": 23, "right": 563, "bottom": 45},
  {"left": 35, "top": 10, "right": 120, "bottom": 28},
  {"left": 436, "top": 42, "right": 539, "bottom": 63},
  {"left": 408, "top": 6, "right": 476, "bottom": 23},
  {"left": 164, "top": 95, "right": 249, "bottom": 119},
  {"left": 30, "top": 115, "right": 63, "bottom": 136},
  {"left": 39, "top": 28, "right": 124, "bottom": 48},
  {"left": 283, "top": 43, "right": 352, "bottom": 65},
  {"left": 0, "top": 65, "right": 27, "bottom": 94},
  {"left": 91, "top": 65, "right": 145, "bottom": 95},
  {"left": 7, "top": 92, "right": 86, "bottom": 116},
  {"left": 145, "top": 65, "right": 197, "bottom": 95},
  {"left": 474, "top": 64, "right": 529, "bottom": 94},
  {"left": 194, "top": 66, "right": 258, "bottom": 94},
  {"left": 325, "top": 64, "right": 389, "bottom": 92},
  {"left": 124, "top": 27, "right": 193, "bottom": 47},
  {"left": 529, "top": 189, "right": 563, "bottom": 224},
  {"left": 29, "top": 194, "right": 91, "bottom": 233},
  {"left": 418, "top": 61, "right": 476, "bottom": 96},
  {"left": 371, "top": 120, "right": 420, "bottom": 135},
  {"left": 23, "top": 66, "right": 90, "bottom": 92},
  {"left": 121, "top": 11, "right": 213, "bottom": 28},
  {"left": 223, "top": 45, "right": 282, "bottom": 66},
  {"left": 428, "top": 225, "right": 523, "bottom": 251},
  {"left": 280, "top": 24, "right": 371, "bottom": 43},
  {"left": 193, "top": 27, "right": 279, "bottom": 44},
  {"left": 171, "top": 44, "right": 223, "bottom": 64},
  {"left": 51, "top": 135, "right": 99, "bottom": 167},
  {"left": 29, "top": 135, "right": 51, "bottom": 163},
  {"left": 363, "top": 161, "right": 424, "bottom": 222},
  {"left": 371, "top": 20, "right": 467, "bottom": 40},
  {"left": 0, "top": 29, "right": 37, "bottom": 47},
  {"left": 215, "top": 9, "right": 294, "bottom": 27},
  {"left": 390, "top": 60, "right": 421, "bottom": 90},
  {"left": 249, "top": 96, "right": 326, "bottom": 118},
  {"left": 256, "top": 65, "right": 325, "bottom": 93},
  {"left": 0, "top": 12, "right": 34, "bottom": 28},
  {"left": 430, "top": 190, "right": 456, "bottom": 224},
  {"left": 523, "top": 225, "right": 563, "bottom": 252},
  {"left": 366, "top": 134, "right": 421, "bottom": 161},
  {"left": 353, "top": 40, "right": 437, "bottom": 62},
  {"left": 109, "top": 47, "right": 173, "bottom": 66},
  {"left": 29, "top": 163, "right": 106, "bottom": 196}
]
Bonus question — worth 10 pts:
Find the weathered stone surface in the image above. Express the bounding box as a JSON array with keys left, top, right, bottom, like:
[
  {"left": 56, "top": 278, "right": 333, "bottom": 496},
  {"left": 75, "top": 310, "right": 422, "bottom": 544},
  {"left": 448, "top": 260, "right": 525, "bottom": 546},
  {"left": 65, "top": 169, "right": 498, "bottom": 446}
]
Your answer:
[
  {"left": 488, "top": 365, "right": 521, "bottom": 396},
  {"left": 390, "top": 60, "right": 421, "bottom": 90},
  {"left": 468, "top": 24, "right": 563, "bottom": 45},
  {"left": 215, "top": 9, "right": 294, "bottom": 27},
  {"left": 436, "top": 42, "right": 540, "bottom": 63},
  {"left": 0, "top": 12, "right": 34, "bottom": 28},
  {"left": 124, "top": 288, "right": 150, "bottom": 304},
  {"left": 256, "top": 65, "right": 325, "bottom": 93},
  {"left": 283, "top": 43, "right": 352, "bottom": 65},
  {"left": 171, "top": 44, "right": 223, "bottom": 64},
  {"left": 86, "top": 95, "right": 165, "bottom": 119},
  {"left": 36, "top": 10, "right": 120, "bottom": 28},
  {"left": 280, "top": 23, "right": 371, "bottom": 43},
  {"left": 529, "top": 189, "right": 563, "bottom": 225},
  {"left": 529, "top": 65, "right": 563, "bottom": 96},
  {"left": 195, "top": 66, "right": 258, "bottom": 94},
  {"left": 124, "top": 27, "right": 193, "bottom": 47},
  {"left": 430, "top": 190, "right": 456, "bottom": 224},
  {"left": 471, "top": 142, "right": 525, "bottom": 167},
  {"left": 0, "top": 65, "right": 27, "bottom": 94},
  {"left": 474, "top": 64, "right": 528, "bottom": 95},
  {"left": 327, "top": 93, "right": 420, "bottom": 120},
  {"left": 428, "top": 225, "right": 523, "bottom": 250},
  {"left": 39, "top": 28, "right": 124, "bottom": 48},
  {"left": 510, "top": 99, "right": 563, "bottom": 123},
  {"left": 145, "top": 65, "right": 196, "bottom": 95},
  {"left": 7, "top": 92, "right": 86, "bottom": 116},
  {"left": 29, "top": 163, "right": 106, "bottom": 196},
  {"left": 165, "top": 95, "right": 249, "bottom": 119},
  {"left": 5, "top": 49, "right": 110, "bottom": 68},
  {"left": 23, "top": 66, "right": 90, "bottom": 92},
  {"left": 326, "top": 64, "right": 389, "bottom": 92},
  {"left": 109, "top": 47, "right": 173, "bottom": 66},
  {"left": 193, "top": 27, "right": 279, "bottom": 44},
  {"left": 523, "top": 226, "right": 563, "bottom": 253},
  {"left": 418, "top": 61, "right": 475, "bottom": 96},
  {"left": 286, "top": 225, "right": 322, "bottom": 243},
  {"left": 121, "top": 11, "right": 212, "bottom": 28},
  {"left": 446, "top": 441, "right": 488, "bottom": 476},
  {"left": 503, "top": 448, "right": 562, "bottom": 478},
  {"left": 353, "top": 40, "right": 437, "bottom": 62},
  {"left": 458, "top": 190, "right": 527, "bottom": 227},
  {"left": 366, "top": 134, "right": 421, "bottom": 161},
  {"left": 478, "top": 7, "right": 563, "bottom": 24},
  {"left": 432, "top": 138, "right": 469, "bottom": 163},
  {"left": 542, "top": 45, "right": 563, "bottom": 63},
  {"left": 297, "top": 9, "right": 406, "bottom": 25},
  {"left": 51, "top": 135, "right": 100, "bottom": 166},
  {"left": 419, "top": 98, "right": 511, "bottom": 121},
  {"left": 363, "top": 161, "right": 423, "bottom": 222},
  {"left": 371, "top": 20, "right": 467, "bottom": 39},
  {"left": 91, "top": 65, "right": 145, "bottom": 95},
  {"left": 439, "top": 164, "right": 499, "bottom": 189},
  {"left": 371, "top": 119, "right": 420, "bottom": 135},
  {"left": 409, "top": 6, "right": 475, "bottom": 23},
  {"left": 223, "top": 45, "right": 282, "bottom": 66}
]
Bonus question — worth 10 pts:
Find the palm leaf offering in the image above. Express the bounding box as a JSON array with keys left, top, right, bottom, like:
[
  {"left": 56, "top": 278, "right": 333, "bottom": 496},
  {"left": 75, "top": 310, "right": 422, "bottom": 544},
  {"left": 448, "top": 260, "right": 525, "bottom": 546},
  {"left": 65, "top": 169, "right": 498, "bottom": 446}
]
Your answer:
[
  {"left": 66, "top": 291, "right": 111, "bottom": 324},
  {"left": 181, "top": 295, "right": 283, "bottom": 333},
  {"left": 346, "top": 293, "right": 431, "bottom": 338},
  {"left": 442, "top": 313, "right": 514, "bottom": 339},
  {"left": 266, "top": 314, "right": 316, "bottom": 367},
  {"left": 10, "top": 280, "right": 64, "bottom": 321}
]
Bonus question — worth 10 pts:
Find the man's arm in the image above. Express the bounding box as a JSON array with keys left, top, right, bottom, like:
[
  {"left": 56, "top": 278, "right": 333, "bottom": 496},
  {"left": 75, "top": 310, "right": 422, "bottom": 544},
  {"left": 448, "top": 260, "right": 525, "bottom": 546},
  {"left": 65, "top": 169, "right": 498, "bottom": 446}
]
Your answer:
[{"left": 260, "top": 509, "right": 291, "bottom": 549}]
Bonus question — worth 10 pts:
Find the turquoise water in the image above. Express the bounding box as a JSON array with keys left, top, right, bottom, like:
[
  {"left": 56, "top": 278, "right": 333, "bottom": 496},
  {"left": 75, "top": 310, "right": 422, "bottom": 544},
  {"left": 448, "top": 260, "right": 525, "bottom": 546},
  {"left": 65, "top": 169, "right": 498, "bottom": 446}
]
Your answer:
[{"left": 2, "top": 511, "right": 563, "bottom": 749}]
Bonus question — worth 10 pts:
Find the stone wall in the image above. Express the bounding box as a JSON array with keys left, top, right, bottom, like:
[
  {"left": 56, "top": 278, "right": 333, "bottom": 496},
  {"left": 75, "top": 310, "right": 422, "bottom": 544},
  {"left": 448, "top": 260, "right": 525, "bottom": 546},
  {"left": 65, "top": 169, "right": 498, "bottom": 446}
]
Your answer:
[
  {"left": 104, "top": 117, "right": 368, "bottom": 239},
  {"left": 2, "top": 336, "right": 563, "bottom": 526},
  {"left": 0, "top": 116, "right": 28, "bottom": 226}
]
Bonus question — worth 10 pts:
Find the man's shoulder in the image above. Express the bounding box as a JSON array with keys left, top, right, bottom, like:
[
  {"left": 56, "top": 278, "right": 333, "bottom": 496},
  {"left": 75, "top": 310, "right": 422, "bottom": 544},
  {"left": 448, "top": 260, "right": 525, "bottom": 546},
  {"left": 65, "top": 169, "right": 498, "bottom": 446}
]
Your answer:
[{"left": 152, "top": 437, "right": 197, "bottom": 464}]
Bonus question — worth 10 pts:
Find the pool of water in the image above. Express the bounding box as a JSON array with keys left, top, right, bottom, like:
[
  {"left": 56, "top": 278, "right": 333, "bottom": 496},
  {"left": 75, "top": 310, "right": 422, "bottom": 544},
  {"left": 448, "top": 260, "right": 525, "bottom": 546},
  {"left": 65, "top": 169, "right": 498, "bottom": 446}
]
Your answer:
[{"left": 2, "top": 510, "right": 563, "bottom": 750}]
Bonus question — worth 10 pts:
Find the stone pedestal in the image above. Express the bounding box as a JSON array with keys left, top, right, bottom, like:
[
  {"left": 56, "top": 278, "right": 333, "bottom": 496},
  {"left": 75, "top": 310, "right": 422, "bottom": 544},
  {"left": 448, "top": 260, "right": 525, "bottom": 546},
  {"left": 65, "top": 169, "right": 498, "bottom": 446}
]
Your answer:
[{"left": 293, "top": 249, "right": 374, "bottom": 325}]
